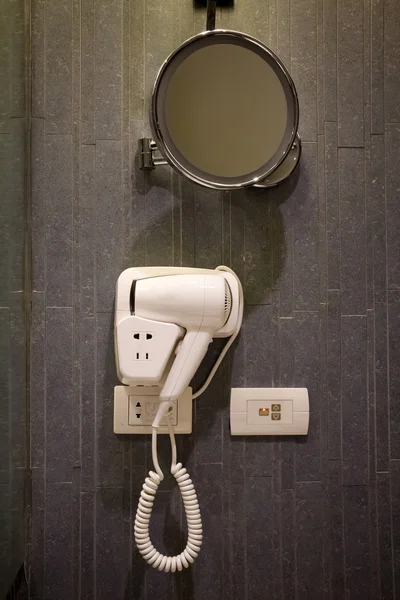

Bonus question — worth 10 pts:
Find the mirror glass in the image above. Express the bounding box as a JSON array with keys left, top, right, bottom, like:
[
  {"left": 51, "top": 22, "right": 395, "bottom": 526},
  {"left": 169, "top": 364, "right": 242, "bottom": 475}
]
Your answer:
[{"left": 152, "top": 31, "right": 298, "bottom": 188}]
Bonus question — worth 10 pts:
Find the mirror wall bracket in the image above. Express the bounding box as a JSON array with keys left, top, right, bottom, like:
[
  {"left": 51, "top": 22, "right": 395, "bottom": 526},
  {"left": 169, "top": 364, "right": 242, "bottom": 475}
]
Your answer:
[
  {"left": 139, "top": 138, "right": 168, "bottom": 170},
  {"left": 206, "top": 0, "right": 216, "bottom": 30}
]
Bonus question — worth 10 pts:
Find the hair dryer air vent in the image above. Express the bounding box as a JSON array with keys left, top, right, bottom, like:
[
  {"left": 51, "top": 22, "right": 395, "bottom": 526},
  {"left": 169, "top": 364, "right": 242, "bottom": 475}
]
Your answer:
[{"left": 224, "top": 279, "right": 232, "bottom": 322}]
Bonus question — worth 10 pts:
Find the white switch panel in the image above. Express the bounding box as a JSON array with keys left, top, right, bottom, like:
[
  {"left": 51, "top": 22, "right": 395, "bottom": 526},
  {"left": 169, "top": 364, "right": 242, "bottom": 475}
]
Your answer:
[
  {"left": 230, "top": 388, "right": 309, "bottom": 436},
  {"left": 114, "top": 385, "right": 192, "bottom": 434}
]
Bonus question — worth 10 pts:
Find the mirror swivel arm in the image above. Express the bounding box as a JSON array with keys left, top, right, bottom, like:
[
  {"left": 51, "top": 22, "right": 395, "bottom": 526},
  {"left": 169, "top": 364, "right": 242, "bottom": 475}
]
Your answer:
[{"left": 139, "top": 138, "right": 168, "bottom": 170}]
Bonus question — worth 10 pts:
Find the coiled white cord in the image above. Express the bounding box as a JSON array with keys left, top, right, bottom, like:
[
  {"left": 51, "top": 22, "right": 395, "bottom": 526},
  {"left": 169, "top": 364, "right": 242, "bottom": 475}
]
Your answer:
[{"left": 134, "top": 416, "right": 203, "bottom": 572}]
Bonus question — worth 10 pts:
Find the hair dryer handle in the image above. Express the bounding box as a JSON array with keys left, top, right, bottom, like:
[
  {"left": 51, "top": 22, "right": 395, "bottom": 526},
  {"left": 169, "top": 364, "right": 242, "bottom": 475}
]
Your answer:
[{"left": 152, "top": 329, "right": 212, "bottom": 428}]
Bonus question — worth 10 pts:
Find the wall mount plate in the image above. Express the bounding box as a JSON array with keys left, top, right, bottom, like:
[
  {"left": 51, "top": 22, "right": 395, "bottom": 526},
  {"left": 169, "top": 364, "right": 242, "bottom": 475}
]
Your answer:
[
  {"left": 114, "top": 385, "right": 192, "bottom": 434},
  {"left": 230, "top": 388, "right": 309, "bottom": 436}
]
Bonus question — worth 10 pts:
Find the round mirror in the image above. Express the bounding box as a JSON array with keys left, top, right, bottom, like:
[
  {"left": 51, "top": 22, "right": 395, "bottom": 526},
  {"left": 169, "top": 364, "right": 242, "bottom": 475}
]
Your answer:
[{"left": 151, "top": 30, "right": 299, "bottom": 189}]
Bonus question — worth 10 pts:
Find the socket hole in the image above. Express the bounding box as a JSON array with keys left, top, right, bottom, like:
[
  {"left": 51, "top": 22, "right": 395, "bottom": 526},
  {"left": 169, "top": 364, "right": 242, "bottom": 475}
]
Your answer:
[
  {"left": 133, "top": 333, "right": 140, "bottom": 339},
  {"left": 145, "top": 353, "right": 149, "bottom": 359},
  {"left": 168, "top": 406, "right": 173, "bottom": 413},
  {"left": 146, "top": 333, "right": 152, "bottom": 340},
  {"left": 136, "top": 402, "right": 141, "bottom": 407},
  {"left": 136, "top": 352, "right": 139, "bottom": 359},
  {"left": 136, "top": 414, "right": 141, "bottom": 418}
]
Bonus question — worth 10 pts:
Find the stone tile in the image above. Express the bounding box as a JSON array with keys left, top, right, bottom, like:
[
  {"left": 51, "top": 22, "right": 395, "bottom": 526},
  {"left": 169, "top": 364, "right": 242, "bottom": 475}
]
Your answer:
[
  {"left": 6, "top": 120, "right": 25, "bottom": 294},
  {"left": 5, "top": 19, "right": 24, "bottom": 112},
  {"left": 343, "top": 486, "right": 371, "bottom": 599},
  {"left": 81, "top": 0, "right": 95, "bottom": 144},
  {"left": 95, "top": 487, "right": 125, "bottom": 600},
  {"left": 225, "top": 482, "right": 244, "bottom": 599},
  {"left": 81, "top": 317, "right": 96, "bottom": 492},
  {"left": 45, "top": 0, "right": 72, "bottom": 134},
  {"left": 144, "top": 0, "right": 180, "bottom": 126},
  {"left": 95, "top": 140, "right": 123, "bottom": 312},
  {"left": 368, "top": 478, "right": 380, "bottom": 599},
  {"left": 388, "top": 291, "right": 400, "bottom": 459},
  {"left": 31, "top": 119, "right": 45, "bottom": 292},
  {"left": 281, "top": 488, "right": 295, "bottom": 598},
  {"left": 277, "top": 0, "right": 290, "bottom": 69},
  {"left": 126, "top": 120, "right": 146, "bottom": 268},
  {"left": 30, "top": 293, "right": 45, "bottom": 468},
  {"left": 292, "top": 143, "right": 319, "bottom": 310},
  {"left": 375, "top": 303, "right": 389, "bottom": 472},
  {"left": 194, "top": 186, "right": 223, "bottom": 270},
  {"left": 385, "top": 124, "right": 400, "bottom": 290},
  {"left": 80, "top": 145, "right": 96, "bottom": 315},
  {"left": 95, "top": 0, "right": 122, "bottom": 140},
  {"left": 275, "top": 182, "right": 294, "bottom": 317},
  {"left": 325, "top": 122, "right": 340, "bottom": 290},
  {"left": 377, "top": 473, "right": 394, "bottom": 599},
  {"left": 45, "top": 308, "right": 74, "bottom": 482},
  {"left": 337, "top": 0, "right": 364, "bottom": 146},
  {"left": 327, "top": 461, "right": 345, "bottom": 599},
  {"left": 45, "top": 482, "right": 73, "bottom": 600},
  {"left": 245, "top": 304, "right": 273, "bottom": 387},
  {"left": 190, "top": 464, "right": 223, "bottom": 600},
  {"left": 323, "top": 0, "right": 337, "bottom": 121},
  {"left": 130, "top": 0, "right": 145, "bottom": 121},
  {"left": 365, "top": 141, "right": 374, "bottom": 310},
  {"left": 244, "top": 190, "right": 273, "bottom": 305},
  {"left": 318, "top": 135, "right": 327, "bottom": 302},
  {"left": 195, "top": 370, "right": 223, "bottom": 465},
  {"left": 342, "top": 316, "right": 368, "bottom": 485},
  {"left": 363, "top": 0, "right": 371, "bottom": 141},
  {"left": 45, "top": 135, "right": 73, "bottom": 307},
  {"left": 294, "top": 311, "right": 321, "bottom": 481},
  {"left": 246, "top": 476, "right": 273, "bottom": 598},
  {"left": 80, "top": 491, "right": 94, "bottom": 600},
  {"left": 367, "top": 309, "right": 377, "bottom": 478},
  {"left": 279, "top": 317, "right": 294, "bottom": 386},
  {"left": 390, "top": 460, "right": 400, "bottom": 597},
  {"left": 295, "top": 482, "right": 323, "bottom": 600},
  {"left": 31, "top": 0, "right": 45, "bottom": 118},
  {"left": 290, "top": 0, "right": 317, "bottom": 141},
  {"left": 371, "top": 0, "right": 384, "bottom": 133},
  {"left": 384, "top": 0, "right": 400, "bottom": 122},
  {"left": 339, "top": 148, "right": 366, "bottom": 315},
  {"left": 144, "top": 168, "right": 174, "bottom": 266},
  {"left": 0, "top": 10, "right": 11, "bottom": 131},
  {"left": 371, "top": 135, "right": 386, "bottom": 303},
  {"left": 9, "top": 293, "right": 26, "bottom": 468},
  {"left": 29, "top": 468, "right": 45, "bottom": 599},
  {"left": 95, "top": 312, "right": 123, "bottom": 487},
  {"left": 327, "top": 291, "right": 341, "bottom": 459}
]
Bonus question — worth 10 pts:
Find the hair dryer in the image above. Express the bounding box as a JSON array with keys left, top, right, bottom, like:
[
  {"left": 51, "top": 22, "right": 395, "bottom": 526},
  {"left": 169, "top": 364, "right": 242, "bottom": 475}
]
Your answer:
[
  {"left": 114, "top": 265, "right": 243, "bottom": 573},
  {"left": 115, "top": 265, "right": 243, "bottom": 427}
]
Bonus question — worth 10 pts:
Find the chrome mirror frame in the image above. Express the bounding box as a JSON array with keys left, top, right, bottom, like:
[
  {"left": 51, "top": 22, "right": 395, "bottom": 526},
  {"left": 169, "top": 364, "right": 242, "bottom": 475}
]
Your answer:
[{"left": 139, "top": 25, "right": 301, "bottom": 189}]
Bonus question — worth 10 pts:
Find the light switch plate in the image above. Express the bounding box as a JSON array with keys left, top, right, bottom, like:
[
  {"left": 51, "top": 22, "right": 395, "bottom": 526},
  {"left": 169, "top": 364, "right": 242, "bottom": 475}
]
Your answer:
[
  {"left": 114, "top": 385, "right": 192, "bottom": 434},
  {"left": 230, "top": 388, "right": 309, "bottom": 435}
]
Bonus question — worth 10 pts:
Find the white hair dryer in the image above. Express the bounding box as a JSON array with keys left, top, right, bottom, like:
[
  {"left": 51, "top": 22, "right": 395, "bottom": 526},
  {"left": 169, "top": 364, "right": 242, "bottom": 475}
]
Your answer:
[{"left": 114, "top": 265, "right": 243, "bottom": 572}]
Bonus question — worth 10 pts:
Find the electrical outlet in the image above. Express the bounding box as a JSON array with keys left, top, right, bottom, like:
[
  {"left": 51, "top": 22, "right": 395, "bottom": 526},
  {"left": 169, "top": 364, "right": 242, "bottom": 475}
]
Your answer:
[
  {"left": 114, "top": 385, "right": 192, "bottom": 434},
  {"left": 133, "top": 332, "right": 153, "bottom": 361},
  {"left": 129, "top": 398, "right": 178, "bottom": 426}
]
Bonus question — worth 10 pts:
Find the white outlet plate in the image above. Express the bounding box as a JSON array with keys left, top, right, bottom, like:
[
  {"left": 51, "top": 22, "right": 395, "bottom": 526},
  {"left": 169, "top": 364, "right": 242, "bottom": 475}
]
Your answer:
[
  {"left": 114, "top": 385, "right": 192, "bottom": 434},
  {"left": 230, "top": 388, "right": 309, "bottom": 436}
]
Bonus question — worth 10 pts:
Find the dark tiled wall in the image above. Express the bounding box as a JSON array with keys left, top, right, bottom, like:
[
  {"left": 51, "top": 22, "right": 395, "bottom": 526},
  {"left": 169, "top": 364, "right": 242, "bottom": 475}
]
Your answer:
[
  {"left": 0, "top": 0, "right": 29, "bottom": 596},
  {"left": 29, "top": 0, "right": 400, "bottom": 599}
]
